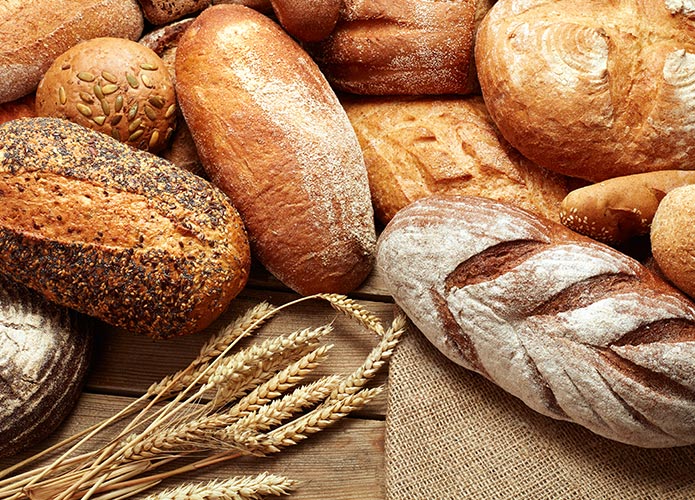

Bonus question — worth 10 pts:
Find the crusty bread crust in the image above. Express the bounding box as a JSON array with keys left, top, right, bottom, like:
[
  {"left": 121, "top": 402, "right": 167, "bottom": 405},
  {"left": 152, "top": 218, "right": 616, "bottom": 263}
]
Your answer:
[
  {"left": 0, "top": 117, "right": 251, "bottom": 339},
  {"left": 175, "top": 5, "right": 376, "bottom": 295},
  {"left": 378, "top": 194, "right": 695, "bottom": 448}
]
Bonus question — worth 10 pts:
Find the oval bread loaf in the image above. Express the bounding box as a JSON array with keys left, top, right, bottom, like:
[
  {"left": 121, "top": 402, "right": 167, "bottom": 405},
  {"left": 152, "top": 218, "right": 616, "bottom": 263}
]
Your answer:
[
  {"left": 378, "top": 194, "right": 695, "bottom": 448},
  {"left": 176, "top": 5, "right": 376, "bottom": 295},
  {"left": 0, "top": 117, "right": 251, "bottom": 339},
  {"left": 0, "top": 0, "right": 144, "bottom": 104},
  {"left": 0, "top": 274, "right": 91, "bottom": 457}
]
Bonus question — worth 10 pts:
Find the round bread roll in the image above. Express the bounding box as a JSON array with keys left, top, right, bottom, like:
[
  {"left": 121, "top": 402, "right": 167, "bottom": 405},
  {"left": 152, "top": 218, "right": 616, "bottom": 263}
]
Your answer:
[
  {"left": 476, "top": 0, "right": 695, "bottom": 182},
  {"left": 343, "top": 95, "right": 571, "bottom": 224},
  {"left": 270, "top": 0, "right": 341, "bottom": 42},
  {"left": 651, "top": 185, "right": 695, "bottom": 300},
  {"left": 0, "top": 274, "right": 91, "bottom": 457},
  {"left": 35, "top": 37, "right": 177, "bottom": 153}
]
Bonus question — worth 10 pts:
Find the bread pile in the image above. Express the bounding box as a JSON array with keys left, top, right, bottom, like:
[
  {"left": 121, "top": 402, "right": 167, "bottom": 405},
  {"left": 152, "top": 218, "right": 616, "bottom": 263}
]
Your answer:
[{"left": 3, "top": 0, "right": 695, "bottom": 454}]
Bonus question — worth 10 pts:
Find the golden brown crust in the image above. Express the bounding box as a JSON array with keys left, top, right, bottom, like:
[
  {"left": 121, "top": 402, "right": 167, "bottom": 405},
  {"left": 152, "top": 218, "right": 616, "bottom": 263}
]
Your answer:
[
  {"left": 35, "top": 37, "right": 177, "bottom": 154},
  {"left": 306, "top": 0, "right": 495, "bottom": 95},
  {"left": 175, "top": 5, "right": 376, "bottom": 295},
  {"left": 0, "top": 0, "right": 144, "bottom": 104},
  {"left": 0, "top": 117, "right": 251, "bottom": 339},
  {"left": 270, "top": 0, "right": 341, "bottom": 42},
  {"left": 342, "top": 95, "right": 570, "bottom": 224},
  {"left": 476, "top": 0, "right": 695, "bottom": 181},
  {"left": 560, "top": 170, "right": 695, "bottom": 245}
]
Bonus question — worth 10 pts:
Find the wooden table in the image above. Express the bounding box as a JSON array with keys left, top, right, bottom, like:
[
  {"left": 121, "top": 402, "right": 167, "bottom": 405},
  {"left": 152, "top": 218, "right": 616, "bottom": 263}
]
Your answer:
[{"left": 0, "top": 264, "right": 397, "bottom": 499}]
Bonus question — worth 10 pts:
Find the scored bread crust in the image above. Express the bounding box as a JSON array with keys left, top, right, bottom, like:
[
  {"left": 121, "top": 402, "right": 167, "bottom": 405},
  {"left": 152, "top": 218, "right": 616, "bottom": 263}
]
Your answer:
[
  {"left": 377, "top": 194, "right": 695, "bottom": 448},
  {"left": 175, "top": 5, "right": 376, "bottom": 295},
  {"left": 0, "top": 117, "right": 251, "bottom": 339}
]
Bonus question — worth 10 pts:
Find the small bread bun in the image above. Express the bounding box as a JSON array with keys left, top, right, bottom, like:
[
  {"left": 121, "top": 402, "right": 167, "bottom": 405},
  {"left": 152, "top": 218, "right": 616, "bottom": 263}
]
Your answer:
[
  {"left": 651, "top": 184, "right": 695, "bottom": 300},
  {"left": 35, "top": 37, "right": 177, "bottom": 153},
  {"left": 270, "top": 0, "right": 341, "bottom": 42},
  {"left": 560, "top": 170, "right": 695, "bottom": 245}
]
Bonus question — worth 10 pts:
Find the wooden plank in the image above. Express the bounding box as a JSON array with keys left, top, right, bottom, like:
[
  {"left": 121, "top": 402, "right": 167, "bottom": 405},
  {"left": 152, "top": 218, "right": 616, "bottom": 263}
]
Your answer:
[{"left": 0, "top": 393, "right": 385, "bottom": 500}]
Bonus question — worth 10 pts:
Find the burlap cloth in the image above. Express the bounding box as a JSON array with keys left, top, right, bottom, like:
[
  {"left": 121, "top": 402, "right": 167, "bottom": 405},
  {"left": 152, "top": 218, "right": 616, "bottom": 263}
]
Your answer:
[{"left": 384, "top": 325, "right": 695, "bottom": 499}]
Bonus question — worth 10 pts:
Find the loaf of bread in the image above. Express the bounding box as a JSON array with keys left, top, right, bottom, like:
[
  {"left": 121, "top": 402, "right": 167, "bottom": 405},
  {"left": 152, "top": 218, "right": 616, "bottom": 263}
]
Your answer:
[
  {"left": 476, "top": 0, "right": 695, "bottom": 181},
  {"left": 270, "top": 0, "right": 340, "bottom": 42},
  {"left": 176, "top": 5, "right": 376, "bottom": 295},
  {"left": 377, "top": 194, "right": 695, "bottom": 448},
  {"left": 136, "top": 0, "right": 210, "bottom": 25},
  {"left": 306, "top": 0, "right": 494, "bottom": 95},
  {"left": 343, "top": 95, "right": 571, "bottom": 224},
  {"left": 0, "top": 94, "right": 36, "bottom": 125},
  {"left": 36, "top": 37, "right": 177, "bottom": 153},
  {"left": 560, "top": 171, "right": 695, "bottom": 245},
  {"left": 0, "top": 117, "right": 251, "bottom": 339},
  {"left": 0, "top": 0, "right": 144, "bottom": 104},
  {"left": 0, "top": 274, "right": 91, "bottom": 457}
]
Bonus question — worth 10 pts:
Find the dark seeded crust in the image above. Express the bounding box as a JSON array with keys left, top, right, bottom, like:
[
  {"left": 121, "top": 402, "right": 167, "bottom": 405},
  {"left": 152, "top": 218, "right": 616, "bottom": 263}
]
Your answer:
[
  {"left": 0, "top": 117, "right": 251, "bottom": 338},
  {"left": 0, "top": 273, "right": 91, "bottom": 457}
]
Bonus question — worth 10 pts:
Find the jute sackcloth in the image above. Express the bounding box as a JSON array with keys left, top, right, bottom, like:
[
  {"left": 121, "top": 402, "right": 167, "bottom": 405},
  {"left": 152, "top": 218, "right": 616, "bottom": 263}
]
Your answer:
[{"left": 384, "top": 325, "right": 695, "bottom": 500}]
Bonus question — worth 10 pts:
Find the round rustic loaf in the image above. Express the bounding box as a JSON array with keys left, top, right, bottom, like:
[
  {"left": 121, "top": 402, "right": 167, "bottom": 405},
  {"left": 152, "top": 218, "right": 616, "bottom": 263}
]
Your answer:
[
  {"left": 0, "top": 274, "right": 91, "bottom": 457},
  {"left": 476, "top": 0, "right": 695, "bottom": 181},
  {"left": 175, "top": 5, "right": 376, "bottom": 295},
  {"left": 378, "top": 194, "right": 695, "bottom": 448},
  {"left": 306, "top": 0, "right": 494, "bottom": 95},
  {"left": 36, "top": 37, "right": 177, "bottom": 154},
  {"left": 0, "top": 0, "right": 144, "bottom": 104},
  {"left": 343, "top": 95, "right": 571, "bottom": 224}
]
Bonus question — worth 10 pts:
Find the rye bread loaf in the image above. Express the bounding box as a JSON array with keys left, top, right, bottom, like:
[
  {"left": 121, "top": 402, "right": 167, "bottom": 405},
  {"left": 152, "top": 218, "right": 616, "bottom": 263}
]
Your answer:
[
  {"left": 0, "top": 274, "right": 91, "bottom": 457},
  {"left": 377, "top": 194, "right": 695, "bottom": 448},
  {"left": 476, "top": 0, "right": 695, "bottom": 181},
  {"left": 175, "top": 5, "right": 376, "bottom": 295},
  {"left": 0, "top": 0, "right": 144, "bottom": 104},
  {"left": 342, "top": 95, "right": 571, "bottom": 224},
  {"left": 0, "top": 117, "right": 251, "bottom": 339},
  {"left": 136, "top": 0, "right": 210, "bottom": 25}
]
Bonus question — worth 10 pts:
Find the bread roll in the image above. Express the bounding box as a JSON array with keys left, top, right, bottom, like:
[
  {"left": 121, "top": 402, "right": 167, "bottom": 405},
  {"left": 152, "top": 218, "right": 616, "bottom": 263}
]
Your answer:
[
  {"left": 476, "top": 0, "right": 695, "bottom": 182},
  {"left": 176, "top": 5, "right": 376, "bottom": 295},
  {"left": 0, "top": 117, "right": 250, "bottom": 339},
  {"left": 0, "top": 0, "right": 144, "bottom": 104},
  {"left": 561, "top": 170, "right": 695, "bottom": 245},
  {"left": 137, "top": 0, "right": 210, "bottom": 25},
  {"left": 343, "top": 95, "right": 571, "bottom": 224},
  {"left": 0, "top": 275, "right": 91, "bottom": 457},
  {"left": 270, "top": 0, "right": 340, "bottom": 42},
  {"left": 36, "top": 37, "right": 177, "bottom": 153},
  {"left": 0, "top": 94, "right": 36, "bottom": 125},
  {"left": 377, "top": 194, "right": 695, "bottom": 448},
  {"left": 306, "top": 0, "right": 494, "bottom": 95}
]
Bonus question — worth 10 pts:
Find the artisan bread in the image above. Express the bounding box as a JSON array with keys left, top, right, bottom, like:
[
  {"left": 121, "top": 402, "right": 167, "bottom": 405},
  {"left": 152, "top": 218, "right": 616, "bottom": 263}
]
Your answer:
[
  {"left": 561, "top": 171, "right": 695, "bottom": 245},
  {"left": 136, "top": 0, "right": 210, "bottom": 25},
  {"left": 176, "top": 5, "right": 376, "bottom": 295},
  {"left": 476, "top": 0, "right": 695, "bottom": 181},
  {"left": 342, "top": 95, "right": 571, "bottom": 224},
  {"left": 0, "top": 117, "right": 251, "bottom": 339},
  {"left": 306, "top": 0, "right": 494, "bottom": 95},
  {"left": 35, "top": 37, "right": 177, "bottom": 153},
  {"left": 270, "top": 0, "right": 340, "bottom": 42},
  {"left": 0, "top": 94, "right": 35, "bottom": 124},
  {"left": 377, "top": 194, "right": 695, "bottom": 448},
  {"left": 0, "top": 0, "right": 144, "bottom": 104},
  {"left": 0, "top": 275, "right": 91, "bottom": 457}
]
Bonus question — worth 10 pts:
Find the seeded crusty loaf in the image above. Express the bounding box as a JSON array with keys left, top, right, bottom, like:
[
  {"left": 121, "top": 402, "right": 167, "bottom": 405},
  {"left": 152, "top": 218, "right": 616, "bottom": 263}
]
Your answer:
[
  {"left": 378, "top": 195, "right": 695, "bottom": 448},
  {"left": 0, "top": 0, "right": 144, "bottom": 104},
  {"left": 0, "top": 117, "right": 251, "bottom": 339},
  {"left": 176, "top": 5, "right": 376, "bottom": 295},
  {"left": 0, "top": 274, "right": 91, "bottom": 457}
]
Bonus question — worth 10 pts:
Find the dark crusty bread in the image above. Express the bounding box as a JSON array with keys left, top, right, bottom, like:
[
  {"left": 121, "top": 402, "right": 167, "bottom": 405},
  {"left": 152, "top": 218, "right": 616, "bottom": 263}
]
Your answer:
[
  {"left": 378, "top": 194, "right": 695, "bottom": 448},
  {"left": 0, "top": 94, "right": 36, "bottom": 125},
  {"left": 270, "top": 0, "right": 341, "bottom": 42},
  {"left": 136, "top": 0, "right": 210, "bottom": 25},
  {"left": 175, "top": 5, "right": 376, "bottom": 295},
  {"left": 0, "top": 274, "right": 91, "bottom": 457},
  {"left": 0, "top": 117, "right": 251, "bottom": 339}
]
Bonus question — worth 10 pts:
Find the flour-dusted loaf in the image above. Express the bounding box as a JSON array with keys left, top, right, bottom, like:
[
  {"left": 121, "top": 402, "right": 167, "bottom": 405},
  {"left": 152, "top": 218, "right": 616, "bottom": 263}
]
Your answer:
[
  {"left": 0, "top": 274, "right": 91, "bottom": 457},
  {"left": 176, "top": 5, "right": 376, "bottom": 295},
  {"left": 0, "top": 117, "right": 251, "bottom": 339},
  {"left": 343, "top": 95, "right": 571, "bottom": 224},
  {"left": 0, "top": 0, "right": 144, "bottom": 104},
  {"left": 476, "top": 0, "right": 695, "bottom": 181},
  {"left": 377, "top": 194, "right": 695, "bottom": 448}
]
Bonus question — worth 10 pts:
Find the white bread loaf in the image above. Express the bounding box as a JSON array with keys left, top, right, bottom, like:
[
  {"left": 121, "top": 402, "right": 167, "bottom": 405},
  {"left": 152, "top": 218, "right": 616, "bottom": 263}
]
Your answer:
[
  {"left": 476, "top": 0, "right": 695, "bottom": 182},
  {"left": 377, "top": 195, "right": 695, "bottom": 448}
]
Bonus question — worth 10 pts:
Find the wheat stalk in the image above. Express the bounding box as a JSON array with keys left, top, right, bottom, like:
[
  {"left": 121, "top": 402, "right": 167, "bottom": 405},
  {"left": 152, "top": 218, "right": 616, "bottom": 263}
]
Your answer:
[{"left": 142, "top": 473, "right": 297, "bottom": 500}]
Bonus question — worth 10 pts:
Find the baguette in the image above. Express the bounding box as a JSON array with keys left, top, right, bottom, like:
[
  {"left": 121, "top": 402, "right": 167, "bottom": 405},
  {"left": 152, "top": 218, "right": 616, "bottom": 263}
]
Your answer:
[
  {"left": 0, "top": 117, "right": 251, "bottom": 339},
  {"left": 377, "top": 194, "right": 695, "bottom": 448},
  {"left": 175, "top": 5, "right": 376, "bottom": 295}
]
